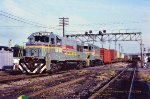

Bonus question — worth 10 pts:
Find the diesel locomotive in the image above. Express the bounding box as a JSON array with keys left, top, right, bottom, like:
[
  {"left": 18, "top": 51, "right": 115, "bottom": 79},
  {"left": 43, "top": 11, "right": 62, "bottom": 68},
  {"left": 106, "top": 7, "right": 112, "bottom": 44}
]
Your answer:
[{"left": 18, "top": 31, "right": 102, "bottom": 73}]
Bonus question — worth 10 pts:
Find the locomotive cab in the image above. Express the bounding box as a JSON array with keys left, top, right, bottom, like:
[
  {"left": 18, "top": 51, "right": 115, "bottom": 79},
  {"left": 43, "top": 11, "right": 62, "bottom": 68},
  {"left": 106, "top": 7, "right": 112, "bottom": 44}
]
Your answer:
[
  {"left": 83, "top": 44, "right": 102, "bottom": 66},
  {"left": 19, "top": 32, "right": 61, "bottom": 73},
  {"left": 26, "top": 32, "right": 58, "bottom": 57}
]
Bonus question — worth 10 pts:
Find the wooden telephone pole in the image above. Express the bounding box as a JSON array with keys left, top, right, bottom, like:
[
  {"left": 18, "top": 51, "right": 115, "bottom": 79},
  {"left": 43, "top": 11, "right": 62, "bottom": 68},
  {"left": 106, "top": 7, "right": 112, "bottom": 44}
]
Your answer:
[{"left": 59, "top": 17, "right": 69, "bottom": 37}]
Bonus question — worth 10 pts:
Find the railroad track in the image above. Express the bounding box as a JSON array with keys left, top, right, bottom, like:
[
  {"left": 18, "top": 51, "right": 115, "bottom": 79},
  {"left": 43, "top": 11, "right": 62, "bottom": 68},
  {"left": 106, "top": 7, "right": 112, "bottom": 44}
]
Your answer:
[
  {"left": 0, "top": 62, "right": 129, "bottom": 99},
  {"left": 128, "top": 67, "right": 136, "bottom": 99},
  {"left": 0, "top": 73, "right": 49, "bottom": 84},
  {"left": 89, "top": 63, "right": 137, "bottom": 99},
  {"left": 0, "top": 62, "right": 126, "bottom": 84},
  {"left": 27, "top": 64, "right": 128, "bottom": 98},
  {"left": 0, "top": 69, "right": 92, "bottom": 98},
  {"left": 0, "top": 68, "right": 79, "bottom": 84}
]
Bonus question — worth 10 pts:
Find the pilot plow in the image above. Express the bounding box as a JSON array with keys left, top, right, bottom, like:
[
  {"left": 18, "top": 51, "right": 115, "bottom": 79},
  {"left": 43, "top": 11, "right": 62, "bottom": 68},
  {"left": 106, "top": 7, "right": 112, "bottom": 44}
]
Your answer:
[{"left": 19, "top": 57, "right": 46, "bottom": 74}]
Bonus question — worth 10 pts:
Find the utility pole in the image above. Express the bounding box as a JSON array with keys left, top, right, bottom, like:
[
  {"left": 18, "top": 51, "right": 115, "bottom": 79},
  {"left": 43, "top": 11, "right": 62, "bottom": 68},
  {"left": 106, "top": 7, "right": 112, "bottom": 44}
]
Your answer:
[
  {"left": 119, "top": 44, "right": 120, "bottom": 53},
  {"left": 108, "top": 40, "right": 111, "bottom": 49},
  {"left": 115, "top": 41, "right": 117, "bottom": 50},
  {"left": 140, "top": 39, "right": 144, "bottom": 68},
  {"left": 121, "top": 46, "right": 123, "bottom": 53},
  {"left": 8, "top": 39, "right": 12, "bottom": 48},
  {"left": 59, "top": 17, "right": 69, "bottom": 37}
]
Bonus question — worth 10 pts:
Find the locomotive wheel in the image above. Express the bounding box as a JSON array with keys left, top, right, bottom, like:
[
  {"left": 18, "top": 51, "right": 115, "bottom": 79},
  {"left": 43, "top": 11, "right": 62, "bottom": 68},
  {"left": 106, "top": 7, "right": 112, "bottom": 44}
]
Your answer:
[
  {"left": 47, "top": 64, "right": 57, "bottom": 74},
  {"left": 48, "top": 63, "right": 61, "bottom": 74},
  {"left": 57, "top": 64, "right": 61, "bottom": 71},
  {"left": 90, "top": 61, "right": 94, "bottom": 67},
  {"left": 82, "top": 62, "right": 86, "bottom": 68},
  {"left": 76, "top": 62, "right": 83, "bottom": 69}
]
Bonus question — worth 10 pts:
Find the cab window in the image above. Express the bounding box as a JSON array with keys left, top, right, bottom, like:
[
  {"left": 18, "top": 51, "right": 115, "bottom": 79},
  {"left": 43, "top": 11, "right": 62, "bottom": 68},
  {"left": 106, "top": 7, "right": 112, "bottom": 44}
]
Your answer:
[
  {"left": 89, "top": 46, "right": 92, "bottom": 50},
  {"left": 56, "top": 36, "right": 62, "bottom": 45},
  {"left": 34, "top": 36, "right": 49, "bottom": 43},
  {"left": 51, "top": 38, "right": 55, "bottom": 44},
  {"left": 84, "top": 46, "right": 88, "bottom": 49},
  {"left": 77, "top": 45, "right": 83, "bottom": 52}
]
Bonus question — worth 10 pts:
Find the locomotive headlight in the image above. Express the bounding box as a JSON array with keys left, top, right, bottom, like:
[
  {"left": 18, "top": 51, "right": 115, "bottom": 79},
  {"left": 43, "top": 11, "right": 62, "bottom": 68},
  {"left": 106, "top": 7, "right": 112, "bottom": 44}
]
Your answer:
[
  {"left": 46, "top": 33, "right": 49, "bottom": 35},
  {"left": 42, "top": 33, "right": 46, "bottom": 35},
  {"left": 33, "top": 32, "right": 50, "bottom": 36}
]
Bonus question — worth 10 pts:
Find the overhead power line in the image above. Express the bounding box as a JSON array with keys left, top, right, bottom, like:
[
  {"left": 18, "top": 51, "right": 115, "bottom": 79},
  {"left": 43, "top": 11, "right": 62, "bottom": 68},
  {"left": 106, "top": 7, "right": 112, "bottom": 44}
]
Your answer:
[
  {"left": 69, "top": 20, "right": 148, "bottom": 27},
  {"left": 0, "top": 13, "right": 47, "bottom": 28},
  {"left": 0, "top": 11, "right": 53, "bottom": 29},
  {"left": 0, "top": 11, "right": 45, "bottom": 26}
]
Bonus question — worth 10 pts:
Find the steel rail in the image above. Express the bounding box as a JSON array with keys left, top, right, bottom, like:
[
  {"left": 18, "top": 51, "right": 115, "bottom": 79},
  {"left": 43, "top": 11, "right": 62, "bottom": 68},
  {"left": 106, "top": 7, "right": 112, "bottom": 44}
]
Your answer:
[
  {"left": 128, "top": 67, "right": 136, "bottom": 99},
  {"left": 90, "top": 65, "right": 129, "bottom": 99}
]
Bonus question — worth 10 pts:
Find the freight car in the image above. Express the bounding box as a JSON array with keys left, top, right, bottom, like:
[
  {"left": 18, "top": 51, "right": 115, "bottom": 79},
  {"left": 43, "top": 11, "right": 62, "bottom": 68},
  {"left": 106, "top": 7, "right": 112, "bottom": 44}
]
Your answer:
[
  {"left": 124, "top": 55, "right": 130, "bottom": 62},
  {"left": 100, "top": 48, "right": 111, "bottom": 64},
  {"left": 101, "top": 48, "right": 126, "bottom": 63},
  {"left": 18, "top": 32, "right": 102, "bottom": 73},
  {"left": 131, "top": 55, "right": 141, "bottom": 62},
  {"left": 110, "top": 49, "right": 117, "bottom": 63}
]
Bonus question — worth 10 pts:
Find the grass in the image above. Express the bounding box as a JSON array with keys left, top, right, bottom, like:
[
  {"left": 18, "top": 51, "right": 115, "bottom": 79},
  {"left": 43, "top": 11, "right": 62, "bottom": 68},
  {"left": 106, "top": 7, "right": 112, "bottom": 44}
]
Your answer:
[
  {"left": 96, "top": 70, "right": 116, "bottom": 81},
  {"left": 138, "top": 72, "right": 150, "bottom": 81},
  {"left": 76, "top": 70, "right": 89, "bottom": 74},
  {"left": 99, "top": 70, "right": 116, "bottom": 76}
]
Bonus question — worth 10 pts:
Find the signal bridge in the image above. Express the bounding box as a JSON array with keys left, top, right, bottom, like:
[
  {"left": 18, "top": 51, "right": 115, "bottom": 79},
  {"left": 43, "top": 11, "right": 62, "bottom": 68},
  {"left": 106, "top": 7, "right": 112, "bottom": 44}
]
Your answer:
[
  {"left": 65, "top": 32, "right": 142, "bottom": 43},
  {"left": 65, "top": 31, "right": 143, "bottom": 68}
]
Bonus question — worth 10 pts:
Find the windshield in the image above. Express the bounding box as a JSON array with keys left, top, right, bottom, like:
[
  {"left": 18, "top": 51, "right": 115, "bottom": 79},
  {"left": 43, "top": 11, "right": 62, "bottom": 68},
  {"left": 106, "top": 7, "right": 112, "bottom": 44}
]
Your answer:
[
  {"left": 84, "top": 46, "right": 88, "bottom": 49},
  {"left": 34, "top": 36, "right": 49, "bottom": 43}
]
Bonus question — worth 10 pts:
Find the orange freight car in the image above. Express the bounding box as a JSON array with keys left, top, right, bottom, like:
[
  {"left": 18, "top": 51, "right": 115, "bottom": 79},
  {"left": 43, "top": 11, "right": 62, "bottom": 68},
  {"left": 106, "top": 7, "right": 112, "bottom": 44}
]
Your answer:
[
  {"left": 110, "top": 49, "right": 117, "bottom": 62},
  {"left": 100, "top": 48, "right": 111, "bottom": 63}
]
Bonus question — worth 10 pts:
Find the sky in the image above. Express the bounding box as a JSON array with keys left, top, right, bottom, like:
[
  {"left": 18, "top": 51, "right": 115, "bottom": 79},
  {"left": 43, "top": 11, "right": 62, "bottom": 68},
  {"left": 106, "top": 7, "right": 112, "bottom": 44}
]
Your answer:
[{"left": 0, "top": 0, "right": 150, "bottom": 53}]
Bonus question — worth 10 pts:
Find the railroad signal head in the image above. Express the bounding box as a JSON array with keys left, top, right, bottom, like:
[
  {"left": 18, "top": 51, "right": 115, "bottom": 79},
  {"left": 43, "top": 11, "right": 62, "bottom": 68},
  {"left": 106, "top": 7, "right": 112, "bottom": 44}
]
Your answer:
[
  {"left": 85, "top": 32, "right": 88, "bottom": 35},
  {"left": 89, "top": 30, "right": 92, "bottom": 34},
  {"left": 99, "top": 31, "right": 102, "bottom": 35},
  {"left": 103, "top": 30, "right": 106, "bottom": 33}
]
